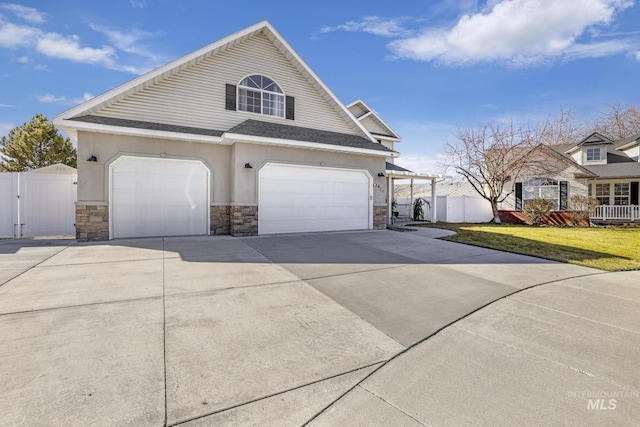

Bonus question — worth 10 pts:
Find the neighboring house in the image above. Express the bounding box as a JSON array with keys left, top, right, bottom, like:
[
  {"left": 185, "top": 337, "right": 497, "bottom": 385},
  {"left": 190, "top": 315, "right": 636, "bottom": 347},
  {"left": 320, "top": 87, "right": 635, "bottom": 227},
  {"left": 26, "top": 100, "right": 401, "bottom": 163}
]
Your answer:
[
  {"left": 54, "top": 21, "right": 403, "bottom": 241},
  {"left": 502, "top": 132, "right": 640, "bottom": 222}
]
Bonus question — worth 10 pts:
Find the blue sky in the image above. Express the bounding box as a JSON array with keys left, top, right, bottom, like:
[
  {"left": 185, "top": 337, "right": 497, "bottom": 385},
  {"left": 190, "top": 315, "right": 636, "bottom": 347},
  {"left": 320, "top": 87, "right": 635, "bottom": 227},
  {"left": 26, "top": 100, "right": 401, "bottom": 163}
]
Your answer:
[{"left": 1, "top": 0, "right": 639, "bottom": 173}]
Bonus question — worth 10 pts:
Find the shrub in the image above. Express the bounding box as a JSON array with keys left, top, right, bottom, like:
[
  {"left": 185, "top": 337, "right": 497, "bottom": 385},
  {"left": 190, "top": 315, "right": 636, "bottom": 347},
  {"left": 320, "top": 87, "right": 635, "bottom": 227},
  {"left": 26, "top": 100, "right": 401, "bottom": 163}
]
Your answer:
[
  {"left": 567, "top": 195, "right": 599, "bottom": 226},
  {"left": 413, "top": 198, "right": 429, "bottom": 221},
  {"left": 523, "top": 198, "right": 555, "bottom": 226}
]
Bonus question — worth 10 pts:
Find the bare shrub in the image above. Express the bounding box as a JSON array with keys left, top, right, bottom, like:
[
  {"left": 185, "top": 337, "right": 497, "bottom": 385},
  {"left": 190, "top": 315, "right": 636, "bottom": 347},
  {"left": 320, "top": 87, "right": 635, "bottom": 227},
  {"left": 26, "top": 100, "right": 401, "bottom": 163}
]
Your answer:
[
  {"left": 567, "top": 195, "right": 599, "bottom": 226},
  {"left": 523, "top": 198, "right": 556, "bottom": 226}
]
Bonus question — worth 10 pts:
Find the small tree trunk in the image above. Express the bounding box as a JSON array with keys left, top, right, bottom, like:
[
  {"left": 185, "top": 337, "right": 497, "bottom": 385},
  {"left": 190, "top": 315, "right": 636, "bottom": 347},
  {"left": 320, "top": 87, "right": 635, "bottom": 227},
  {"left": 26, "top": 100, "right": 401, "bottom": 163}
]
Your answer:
[{"left": 491, "top": 200, "right": 501, "bottom": 224}]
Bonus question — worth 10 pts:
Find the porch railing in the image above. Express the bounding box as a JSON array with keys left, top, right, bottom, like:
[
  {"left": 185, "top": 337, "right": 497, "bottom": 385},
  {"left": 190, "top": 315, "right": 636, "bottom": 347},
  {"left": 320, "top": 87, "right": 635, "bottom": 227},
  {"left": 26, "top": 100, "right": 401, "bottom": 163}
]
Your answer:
[{"left": 590, "top": 205, "right": 639, "bottom": 221}]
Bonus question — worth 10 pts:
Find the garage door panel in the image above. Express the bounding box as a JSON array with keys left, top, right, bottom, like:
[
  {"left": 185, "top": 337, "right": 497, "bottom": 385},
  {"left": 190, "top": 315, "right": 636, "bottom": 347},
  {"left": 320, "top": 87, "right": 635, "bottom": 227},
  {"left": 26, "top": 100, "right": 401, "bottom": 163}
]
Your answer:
[
  {"left": 111, "top": 157, "right": 208, "bottom": 239},
  {"left": 259, "top": 164, "right": 371, "bottom": 235}
]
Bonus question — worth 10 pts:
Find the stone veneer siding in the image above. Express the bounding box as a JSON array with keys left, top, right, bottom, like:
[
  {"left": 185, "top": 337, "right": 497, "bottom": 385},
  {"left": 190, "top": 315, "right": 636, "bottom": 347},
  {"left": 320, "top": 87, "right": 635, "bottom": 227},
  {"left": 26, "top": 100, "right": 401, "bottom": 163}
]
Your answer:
[
  {"left": 373, "top": 205, "right": 388, "bottom": 230},
  {"left": 230, "top": 206, "right": 258, "bottom": 237},
  {"left": 76, "top": 203, "right": 109, "bottom": 241},
  {"left": 210, "top": 206, "right": 231, "bottom": 235}
]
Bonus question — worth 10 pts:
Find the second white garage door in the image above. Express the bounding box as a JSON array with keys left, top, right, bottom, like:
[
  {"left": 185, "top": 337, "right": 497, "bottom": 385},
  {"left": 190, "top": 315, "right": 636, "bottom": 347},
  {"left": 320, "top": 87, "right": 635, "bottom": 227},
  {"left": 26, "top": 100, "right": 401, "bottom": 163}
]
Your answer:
[
  {"left": 259, "top": 163, "right": 371, "bottom": 234},
  {"left": 110, "top": 156, "right": 209, "bottom": 239}
]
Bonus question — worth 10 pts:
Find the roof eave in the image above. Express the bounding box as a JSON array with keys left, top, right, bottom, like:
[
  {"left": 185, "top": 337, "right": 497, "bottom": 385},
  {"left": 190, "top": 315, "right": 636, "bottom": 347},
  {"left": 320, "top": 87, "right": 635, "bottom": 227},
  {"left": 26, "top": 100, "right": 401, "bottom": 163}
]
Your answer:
[
  {"left": 617, "top": 139, "right": 640, "bottom": 151},
  {"left": 224, "top": 132, "right": 396, "bottom": 157},
  {"left": 55, "top": 119, "right": 226, "bottom": 144}
]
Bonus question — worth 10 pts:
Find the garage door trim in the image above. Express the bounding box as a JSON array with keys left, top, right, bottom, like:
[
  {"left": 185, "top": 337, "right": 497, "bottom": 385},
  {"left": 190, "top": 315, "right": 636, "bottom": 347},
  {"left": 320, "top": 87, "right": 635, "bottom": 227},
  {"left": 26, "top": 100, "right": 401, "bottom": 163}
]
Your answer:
[{"left": 108, "top": 155, "right": 210, "bottom": 239}]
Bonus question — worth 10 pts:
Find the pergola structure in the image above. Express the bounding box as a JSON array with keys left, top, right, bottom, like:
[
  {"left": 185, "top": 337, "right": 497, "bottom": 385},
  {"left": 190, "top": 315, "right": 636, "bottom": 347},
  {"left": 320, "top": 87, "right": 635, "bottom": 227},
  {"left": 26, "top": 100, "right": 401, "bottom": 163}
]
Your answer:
[{"left": 385, "top": 164, "right": 446, "bottom": 224}]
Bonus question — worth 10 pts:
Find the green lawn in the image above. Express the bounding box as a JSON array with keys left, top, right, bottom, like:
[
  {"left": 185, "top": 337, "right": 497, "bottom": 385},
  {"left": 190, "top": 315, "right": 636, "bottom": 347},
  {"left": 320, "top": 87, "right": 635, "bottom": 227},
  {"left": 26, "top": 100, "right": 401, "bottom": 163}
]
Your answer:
[{"left": 410, "top": 223, "right": 640, "bottom": 271}]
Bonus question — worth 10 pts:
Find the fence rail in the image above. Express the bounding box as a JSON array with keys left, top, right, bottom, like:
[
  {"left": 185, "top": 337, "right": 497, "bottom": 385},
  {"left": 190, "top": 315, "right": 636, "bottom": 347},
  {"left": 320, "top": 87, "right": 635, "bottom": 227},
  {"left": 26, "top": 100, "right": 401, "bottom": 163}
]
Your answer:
[{"left": 590, "top": 205, "right": 639, "bottom": 221}]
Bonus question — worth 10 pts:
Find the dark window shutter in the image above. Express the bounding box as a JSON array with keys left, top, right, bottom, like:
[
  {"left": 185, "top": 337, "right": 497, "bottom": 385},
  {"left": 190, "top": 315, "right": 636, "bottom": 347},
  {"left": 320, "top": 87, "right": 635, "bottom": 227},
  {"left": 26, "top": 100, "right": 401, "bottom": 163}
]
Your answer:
[
  {"left": 515, "top": 182, "right": 523, "bottom": 210},
  {"left": 285, "top": 96, "right": 295, "bottom": 120},
  {"left": 631, "top": 182, "right": 639, "bottom": 205},
  {"left": 559, "top": 181, "right": 568, "bottom": 210},
  {"left": 225, "top": 84, "right": 237, "bottom": 111}
]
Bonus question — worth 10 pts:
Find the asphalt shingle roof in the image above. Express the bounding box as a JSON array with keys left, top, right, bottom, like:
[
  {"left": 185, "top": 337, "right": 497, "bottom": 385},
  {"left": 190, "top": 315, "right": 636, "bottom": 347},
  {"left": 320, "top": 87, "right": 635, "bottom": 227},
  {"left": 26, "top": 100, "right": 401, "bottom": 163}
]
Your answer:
[
  {"left": 70, "top": 116, "right": 393, "bottom": 153},
  {"left": 385, "top": 162, "right": 413, "bottom": 172},
  {"left": 228, "top": 119, "right": 392, "bottom": 152},
  {"left": 72, "top": 115, "right": 225, "bottom": 137},
  {"left": 583, "top": 162, "right": 640, "bottom": 179}
]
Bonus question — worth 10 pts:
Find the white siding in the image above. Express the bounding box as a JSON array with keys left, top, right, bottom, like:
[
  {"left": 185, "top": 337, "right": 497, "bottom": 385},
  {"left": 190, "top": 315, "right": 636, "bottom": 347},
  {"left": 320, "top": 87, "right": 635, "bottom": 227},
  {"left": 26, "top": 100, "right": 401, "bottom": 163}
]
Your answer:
[
  {"left": 360, "top": 115, "right": 391, "bottom": 136},
  {"left": 94, "top": 33, "right": 356, "bottom": 135},
  {"left": 348, "top": 103, "right": 368, "bottom": 118}
]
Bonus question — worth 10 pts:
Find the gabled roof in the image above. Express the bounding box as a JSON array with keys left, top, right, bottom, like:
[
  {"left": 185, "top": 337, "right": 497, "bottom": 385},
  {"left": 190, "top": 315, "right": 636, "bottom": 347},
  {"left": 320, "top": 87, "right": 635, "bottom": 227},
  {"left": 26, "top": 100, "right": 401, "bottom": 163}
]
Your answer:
[
  {"left": 54, "top": 21, "right": 375, "bottom": 144},
  {"left": 565, "top": 132, "right": 613, "bottom": 154},
  {"left": 347, "top": 99, "right": 401, "bottom": 142},
  {"left": 543, "top": 145, "right": 598, "bottom": 178}
]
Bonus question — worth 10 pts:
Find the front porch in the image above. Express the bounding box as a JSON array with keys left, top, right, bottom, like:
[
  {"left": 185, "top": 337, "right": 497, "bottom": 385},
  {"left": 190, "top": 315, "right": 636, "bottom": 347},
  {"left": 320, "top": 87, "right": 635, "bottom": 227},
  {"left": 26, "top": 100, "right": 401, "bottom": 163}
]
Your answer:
[{"left": 590, "top": 205, "right": 640, "bottom": 222}]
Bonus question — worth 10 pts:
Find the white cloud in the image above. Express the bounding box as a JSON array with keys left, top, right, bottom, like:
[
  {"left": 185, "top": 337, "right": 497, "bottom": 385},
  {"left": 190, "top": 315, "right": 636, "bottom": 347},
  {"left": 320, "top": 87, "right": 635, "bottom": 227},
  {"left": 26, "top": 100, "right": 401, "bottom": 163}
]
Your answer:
[
  {"left": 89, "top": 24, "right": 164, "bottom": 63},
  {"left": 0, "top": 3, "right": 46, "bottom": 24},
  {"left": 0, "top": 19, "right": 40, "bottom": 48},
  {"left": 388, "top": 0, "right": 634, "bottom": 66},
  {"left": 37, "top": 92, "right": 94, "bottom": 105},
  {"left": 36, "top": 32, "right": 116, "bottom": 65},
  {"left": 37, "top": 93, "right": 67, "bottom": 103},
  {"left": 321, "top": 16, "right": 411, "bottom": 37},
  {"left": 129, "top": 0, "right": 146, "bottom": 8},
  {"left": 0, "top": 103, "right": 16, "bottom": 107},
  {"left": 72, "top": 92, "right": 94, "bottom": 103},
  {"left": 0, "top": 10, "right": 161, "bottom": 74}
]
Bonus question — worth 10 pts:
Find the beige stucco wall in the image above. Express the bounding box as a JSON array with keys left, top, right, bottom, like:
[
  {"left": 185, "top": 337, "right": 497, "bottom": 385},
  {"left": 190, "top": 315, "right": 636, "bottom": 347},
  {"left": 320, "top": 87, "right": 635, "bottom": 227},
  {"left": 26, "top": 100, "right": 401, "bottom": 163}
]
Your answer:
[
  {"left": 77, "top": 131, "right": 232, "bottom": 203},
  {"left": 77, "top": 131, "right": 388, "bottom": 206}
]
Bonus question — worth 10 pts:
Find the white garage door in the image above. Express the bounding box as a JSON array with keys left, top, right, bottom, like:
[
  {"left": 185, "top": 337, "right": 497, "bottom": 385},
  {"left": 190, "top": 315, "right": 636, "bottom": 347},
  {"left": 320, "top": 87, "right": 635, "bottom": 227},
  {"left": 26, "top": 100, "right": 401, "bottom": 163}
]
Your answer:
[
  {"left": 110, "top": 156, "right": 209, "bottom": 239},
  {"left": 259, "top": 163, "right": 371, "bottom": 235}
]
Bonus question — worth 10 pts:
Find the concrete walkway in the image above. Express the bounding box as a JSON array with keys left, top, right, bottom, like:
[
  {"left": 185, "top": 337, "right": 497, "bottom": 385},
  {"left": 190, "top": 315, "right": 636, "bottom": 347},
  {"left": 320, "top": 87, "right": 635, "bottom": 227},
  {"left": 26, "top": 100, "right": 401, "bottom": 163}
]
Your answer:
[{"left": 0, "top": 230, "right": 637, "bottom": 426}]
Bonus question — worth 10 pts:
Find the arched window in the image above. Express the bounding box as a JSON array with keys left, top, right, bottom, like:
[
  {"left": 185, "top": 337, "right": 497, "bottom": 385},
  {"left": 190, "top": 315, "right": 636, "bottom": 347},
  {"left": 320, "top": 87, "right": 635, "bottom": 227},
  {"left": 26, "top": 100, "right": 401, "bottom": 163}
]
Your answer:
[{"left": 238, "top": 75, "right": 284, "bottom": 118}]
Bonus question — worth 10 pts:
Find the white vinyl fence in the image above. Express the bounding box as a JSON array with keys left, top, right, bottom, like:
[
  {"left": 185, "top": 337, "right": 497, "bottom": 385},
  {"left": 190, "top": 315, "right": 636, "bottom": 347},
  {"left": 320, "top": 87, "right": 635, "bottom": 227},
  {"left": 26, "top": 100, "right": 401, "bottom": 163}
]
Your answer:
[
  {"left": 0, "top": 172, "right": 77, "bottom": 238},
  {"left": 396, "top": 195, "right": 493, "bottom": 223}
]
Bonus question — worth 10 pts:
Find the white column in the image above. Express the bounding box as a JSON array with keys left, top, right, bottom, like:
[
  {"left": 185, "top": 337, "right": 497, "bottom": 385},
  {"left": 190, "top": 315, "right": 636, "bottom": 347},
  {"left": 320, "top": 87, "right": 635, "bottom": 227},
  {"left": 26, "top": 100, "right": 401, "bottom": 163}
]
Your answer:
[
  {"left": 431, "top": 179, "right": 437, "bottom": 223},
  {"left": 387, "top": 176, "right": 393, "bottom": 225},
  {"left": 410, "top": 179, "right": 414, "bottom": 219}
]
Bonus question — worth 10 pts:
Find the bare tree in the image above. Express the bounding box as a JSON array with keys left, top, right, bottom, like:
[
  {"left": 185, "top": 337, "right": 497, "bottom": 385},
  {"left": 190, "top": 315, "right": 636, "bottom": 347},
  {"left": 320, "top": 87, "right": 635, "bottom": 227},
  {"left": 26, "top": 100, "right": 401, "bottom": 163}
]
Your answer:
[
  {"left": 444, "top": 120, "right": 556, "bottom": 223},
  {"left": 591, "top": 103, "right": 640, "bottom": 139},
  {"left": 538, "top": 109, "right": 586, "bottom": 146}
]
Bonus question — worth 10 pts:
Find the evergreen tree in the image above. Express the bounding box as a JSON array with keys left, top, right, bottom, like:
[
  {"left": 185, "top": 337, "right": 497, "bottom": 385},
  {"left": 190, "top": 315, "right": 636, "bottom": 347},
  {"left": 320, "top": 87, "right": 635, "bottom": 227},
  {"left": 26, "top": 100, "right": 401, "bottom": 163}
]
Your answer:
[{"left": 0, "top": 114, "right": 77, "bottom": 172}]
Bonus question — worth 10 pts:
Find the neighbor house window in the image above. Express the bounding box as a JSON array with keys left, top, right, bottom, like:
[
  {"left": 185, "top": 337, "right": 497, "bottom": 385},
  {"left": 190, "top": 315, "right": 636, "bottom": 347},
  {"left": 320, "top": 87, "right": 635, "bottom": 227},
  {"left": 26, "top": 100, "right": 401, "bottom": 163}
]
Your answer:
[
  {"left": 586, "top": 148, "right": 602, "bottom": 161},
  {"left": 594, "top": 183, "right": 610, "bottom": 205},
  {"left": 614, "top": 183, "right": 630, "bottom": 206},
  {"left": 238, "top": 75, "right": 284, "bottom": 118},
  {"left": 523, "top": 178, "right": 559, "bottom": 210}
]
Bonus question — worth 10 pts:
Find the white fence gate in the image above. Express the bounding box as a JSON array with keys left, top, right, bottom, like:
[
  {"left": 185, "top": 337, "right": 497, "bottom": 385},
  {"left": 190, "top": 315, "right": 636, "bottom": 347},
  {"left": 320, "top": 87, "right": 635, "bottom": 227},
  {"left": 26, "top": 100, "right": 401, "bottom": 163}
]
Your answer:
[
  {"left": 0, "top": 172, "right": 77, "bottom": 238},
  {"left": 437, "top": 195, "right": 493, "bottom": 223},
  {"left": 396, "top": 195, "right": 492, "bottom": 223}
]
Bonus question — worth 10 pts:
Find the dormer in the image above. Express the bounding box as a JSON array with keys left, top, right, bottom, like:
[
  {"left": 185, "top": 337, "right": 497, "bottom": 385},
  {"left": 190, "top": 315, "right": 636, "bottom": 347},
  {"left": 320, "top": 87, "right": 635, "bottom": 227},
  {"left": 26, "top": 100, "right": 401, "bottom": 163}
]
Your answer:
[
  {"left": 347, "top": 99, "right": 401, "bottom": 156},
  {"left": 565, "top": 132, "right": 613, "bottom": 166}
]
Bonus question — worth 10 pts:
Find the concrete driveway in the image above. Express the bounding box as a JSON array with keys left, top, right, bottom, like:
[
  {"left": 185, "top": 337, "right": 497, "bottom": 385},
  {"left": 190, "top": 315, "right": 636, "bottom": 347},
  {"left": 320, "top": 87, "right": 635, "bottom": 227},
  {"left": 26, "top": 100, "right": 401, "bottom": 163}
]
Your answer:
[{"left": 0, "top": 229, "right": 638, "bottom": 426}]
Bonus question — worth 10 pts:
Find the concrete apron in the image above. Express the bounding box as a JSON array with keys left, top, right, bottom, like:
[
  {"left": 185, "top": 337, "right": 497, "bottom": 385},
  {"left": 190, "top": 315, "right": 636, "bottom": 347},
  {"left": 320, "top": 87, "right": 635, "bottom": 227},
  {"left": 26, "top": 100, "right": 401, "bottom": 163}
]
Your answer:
[{"left": 0, "top": 231, "right": 635, "bottom": 426}]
